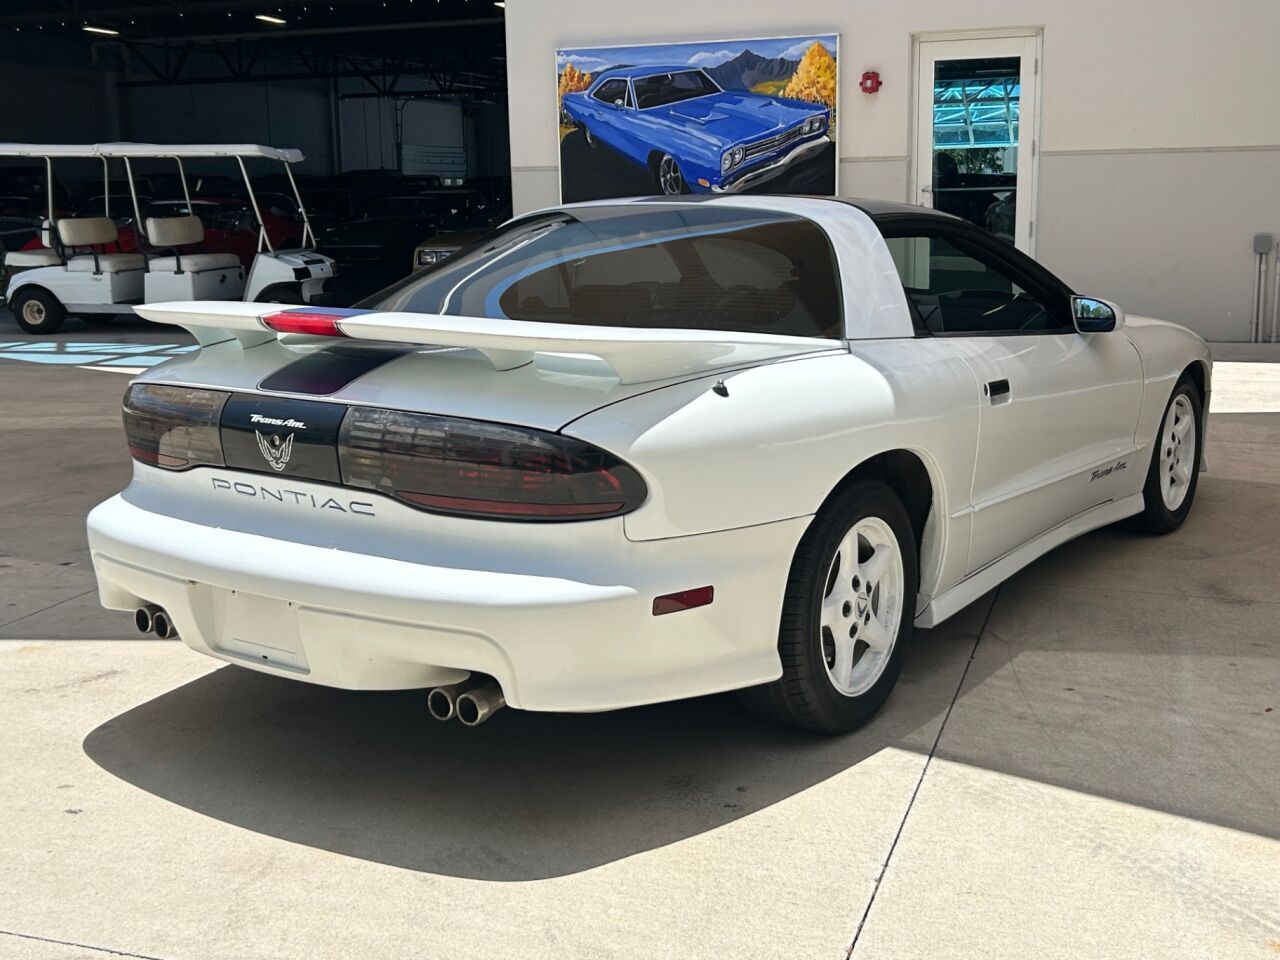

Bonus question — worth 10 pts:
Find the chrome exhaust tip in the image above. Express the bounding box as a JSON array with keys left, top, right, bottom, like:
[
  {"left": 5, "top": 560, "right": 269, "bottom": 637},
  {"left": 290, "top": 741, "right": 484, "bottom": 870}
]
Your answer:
[
  {"left": 427, "top": 685, "right": 460, "bottom": 721},
  {"left": 151, "top": 609, "right": 177, "bottom": 640},
  {"left": 426, "top": 678, "right": 481, "bottom": 721},
  {"left": 133, "top": 605, "right": 158, "bottom": 634},
  {"left": 456, "top": 683, "right": 505, "bottom": 727}
]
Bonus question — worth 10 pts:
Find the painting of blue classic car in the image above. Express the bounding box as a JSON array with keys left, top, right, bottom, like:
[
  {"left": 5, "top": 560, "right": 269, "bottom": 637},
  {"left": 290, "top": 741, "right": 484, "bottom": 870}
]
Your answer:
[{"left": 558, "top": 35, "right": 838, "bottom": 201}]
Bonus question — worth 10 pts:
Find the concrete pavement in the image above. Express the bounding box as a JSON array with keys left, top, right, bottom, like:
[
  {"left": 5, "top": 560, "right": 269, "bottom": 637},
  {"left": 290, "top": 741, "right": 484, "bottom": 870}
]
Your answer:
[{"left": 1, "top": 313, "right": 1277, "bottom": 959}]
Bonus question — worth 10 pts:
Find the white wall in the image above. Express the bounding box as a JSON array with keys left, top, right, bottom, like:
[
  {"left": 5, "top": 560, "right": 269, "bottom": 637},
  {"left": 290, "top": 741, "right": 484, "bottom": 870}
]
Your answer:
[{"left": 505, "top": 0, "right": 1280, "bottom": 340}]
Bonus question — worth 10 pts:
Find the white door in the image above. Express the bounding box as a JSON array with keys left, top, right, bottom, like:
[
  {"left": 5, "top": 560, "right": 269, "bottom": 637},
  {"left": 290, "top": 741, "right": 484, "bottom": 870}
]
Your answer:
[
  {"left": 881, "top": 226, "right": 1144, "bottom": 574},
  {"left": 915, "top": 35, "right": 1039, "bottom": 252}
]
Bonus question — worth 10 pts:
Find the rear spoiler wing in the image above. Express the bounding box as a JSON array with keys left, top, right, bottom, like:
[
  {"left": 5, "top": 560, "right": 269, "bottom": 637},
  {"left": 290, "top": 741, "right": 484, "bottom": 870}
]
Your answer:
[{"left": 134, "top": 301, "right": 839, "bottom": 385}]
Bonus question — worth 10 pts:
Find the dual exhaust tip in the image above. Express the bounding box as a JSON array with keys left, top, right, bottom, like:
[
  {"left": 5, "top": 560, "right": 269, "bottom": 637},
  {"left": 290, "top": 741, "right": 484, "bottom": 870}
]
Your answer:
[
  {"left": 427, "top": 678, "right": 505, "bottom": 727},
  {"left": 134, "top": 605, "right": 502, "bottom": 726},
  {"left": 134, "top": 604, "right": 177, "bottom": 639}
]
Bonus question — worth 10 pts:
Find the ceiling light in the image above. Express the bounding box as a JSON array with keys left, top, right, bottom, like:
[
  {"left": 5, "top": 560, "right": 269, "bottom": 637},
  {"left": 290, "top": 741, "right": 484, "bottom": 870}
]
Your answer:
[
  {"left": 82, "top": 24, "right": 120, "bottom": 35},
  {"left": 494, "top": 1, "right": 505, "bottom": 6},
  {"left": 255, "top": 13, "right": 287, "bottom": 24}
]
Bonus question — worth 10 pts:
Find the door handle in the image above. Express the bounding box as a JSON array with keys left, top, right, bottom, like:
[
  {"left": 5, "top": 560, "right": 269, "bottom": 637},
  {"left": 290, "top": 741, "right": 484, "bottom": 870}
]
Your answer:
[{"left": 986, "top": 379, "right": 1011, "bottom": 403}]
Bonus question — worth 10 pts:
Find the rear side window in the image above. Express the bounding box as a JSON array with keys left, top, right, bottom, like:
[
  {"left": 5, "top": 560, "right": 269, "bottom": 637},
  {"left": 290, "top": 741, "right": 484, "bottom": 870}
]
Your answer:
[{"left": 367, "top": 205, "right": 843, "bottom": 339}]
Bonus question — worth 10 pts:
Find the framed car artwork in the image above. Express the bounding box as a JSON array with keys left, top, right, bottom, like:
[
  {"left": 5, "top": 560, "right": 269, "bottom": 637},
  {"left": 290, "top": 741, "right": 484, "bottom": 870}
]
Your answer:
[{"left": 556, "top": 34, "right": 838, "bottom": 201}]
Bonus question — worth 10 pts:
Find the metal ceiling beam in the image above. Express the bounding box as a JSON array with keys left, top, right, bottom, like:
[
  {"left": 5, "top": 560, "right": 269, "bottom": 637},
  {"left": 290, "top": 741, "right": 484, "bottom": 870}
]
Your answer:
[
  {"left": 0, "top": 0, "right": 418, "bottom": 27},
  {"left": 132, "top": 16, "right": 502, "bottom": 44}
]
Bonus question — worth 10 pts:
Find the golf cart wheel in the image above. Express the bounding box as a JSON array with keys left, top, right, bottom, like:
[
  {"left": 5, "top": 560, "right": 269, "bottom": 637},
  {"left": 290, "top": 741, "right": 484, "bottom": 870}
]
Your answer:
[
  {"left": 655, "top": 153, "right": 688, "bottom": 195},
  {"left": 12, "top": 287, "right": 66, "bottom": 334},
  {"left": 254, "top": 283, "right": 304, "bottom": 304}
]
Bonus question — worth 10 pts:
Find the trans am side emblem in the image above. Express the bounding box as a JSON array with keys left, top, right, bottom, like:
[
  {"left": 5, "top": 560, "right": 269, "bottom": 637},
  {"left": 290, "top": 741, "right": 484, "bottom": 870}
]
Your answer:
[{"left": 255, "top": 431, "right": 294, "bottom": 472}]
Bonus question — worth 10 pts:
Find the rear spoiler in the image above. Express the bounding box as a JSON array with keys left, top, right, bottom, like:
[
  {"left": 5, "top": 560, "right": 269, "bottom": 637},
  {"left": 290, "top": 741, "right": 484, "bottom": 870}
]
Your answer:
[{"left": 134, "top": 301, "right": 839, "bottom": 385}]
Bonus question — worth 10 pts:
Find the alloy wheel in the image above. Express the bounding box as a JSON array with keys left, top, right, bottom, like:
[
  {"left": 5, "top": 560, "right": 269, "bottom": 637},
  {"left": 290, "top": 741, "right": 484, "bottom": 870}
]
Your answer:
[
  {"left": 658, "top": 155, "right": 684, "bottom": 195},
  {"left": 1159, "top": 393, "right": 1196, "bottom": 510},
  {"left": 819, "top": 516, "right": 905, "bottom": 697}
]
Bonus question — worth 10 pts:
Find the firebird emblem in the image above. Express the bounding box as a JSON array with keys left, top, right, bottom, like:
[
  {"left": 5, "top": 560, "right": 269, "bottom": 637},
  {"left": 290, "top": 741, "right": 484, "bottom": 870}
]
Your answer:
[{"left": 255, "top": 431, "right": 294, "bottom": 472}]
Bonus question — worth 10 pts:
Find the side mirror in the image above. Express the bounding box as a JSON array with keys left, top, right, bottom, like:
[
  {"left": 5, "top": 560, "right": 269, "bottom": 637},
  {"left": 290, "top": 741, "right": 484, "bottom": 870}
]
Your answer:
[
  {"left": 614, "top": 98, "right": 626, "bottom": 108},
  {"left": 1072, "top": 295, "right": 1124, "bottom": 333}
]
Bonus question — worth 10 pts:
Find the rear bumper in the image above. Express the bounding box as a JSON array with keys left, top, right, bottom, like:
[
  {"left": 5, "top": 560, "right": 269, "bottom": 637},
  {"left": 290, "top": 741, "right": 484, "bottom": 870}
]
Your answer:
[{"left": 87, "top": 493, "right": 807, "bottom": 712}]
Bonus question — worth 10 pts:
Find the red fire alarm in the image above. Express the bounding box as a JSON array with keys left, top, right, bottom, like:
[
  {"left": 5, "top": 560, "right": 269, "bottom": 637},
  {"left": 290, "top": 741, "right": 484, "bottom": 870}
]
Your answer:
[{"left": 860, "top": 71, "right": 882, "bottom": 94}]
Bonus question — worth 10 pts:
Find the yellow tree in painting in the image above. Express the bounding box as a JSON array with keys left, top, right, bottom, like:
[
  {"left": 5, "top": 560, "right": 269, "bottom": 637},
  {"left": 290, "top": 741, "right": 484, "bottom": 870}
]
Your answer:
[
  {"left": 782, "top": 42, "right": 837, "bottom": 112},
  {"left": 558, "top": 63, "right": 593, "bottom": 108}
]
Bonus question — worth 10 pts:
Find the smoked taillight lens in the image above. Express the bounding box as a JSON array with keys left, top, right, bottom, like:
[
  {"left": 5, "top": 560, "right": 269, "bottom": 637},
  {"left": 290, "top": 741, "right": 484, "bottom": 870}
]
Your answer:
[
  {"left": 122, "top": 383, "right": 229, "bottom": 470},
  {"left": 337, "top": 406, "right": 647, "bottom": 521}
]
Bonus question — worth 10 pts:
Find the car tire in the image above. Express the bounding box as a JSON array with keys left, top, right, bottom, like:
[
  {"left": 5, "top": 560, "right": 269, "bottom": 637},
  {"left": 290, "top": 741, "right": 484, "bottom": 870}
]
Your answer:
[
  {"left": 738, "top": 480, "right": 918, "bottom": 733},
  {"left": 583, "top": 126, "right": 597, "bottom": 149},
  {"left": 655, "top": 153, "right": 689, "bottom": 196},
  {"left": 1133, "top": 374, "right": 1203, "bottom": 534},
  {"left": 254, "top": 283, "right": 304, "bottom": 304},
  {"left": 11, "top": 287, "right": 66, "bottom": 335}
]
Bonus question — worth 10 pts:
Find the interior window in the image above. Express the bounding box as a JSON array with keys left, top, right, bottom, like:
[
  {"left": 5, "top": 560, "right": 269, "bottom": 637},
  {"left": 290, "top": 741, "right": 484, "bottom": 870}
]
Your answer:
[
  {"left": 592, "top": 80, "right": 629, "bottom": 106},
  {"left": 883, "top": 233, "right": 1067, "bottom": 335}
]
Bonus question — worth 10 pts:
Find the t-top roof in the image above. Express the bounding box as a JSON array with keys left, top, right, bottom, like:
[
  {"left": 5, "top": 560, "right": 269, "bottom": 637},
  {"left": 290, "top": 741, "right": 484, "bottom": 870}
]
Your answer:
[{"left": 0, "top": 142, "right": 304, "bottom": 162}]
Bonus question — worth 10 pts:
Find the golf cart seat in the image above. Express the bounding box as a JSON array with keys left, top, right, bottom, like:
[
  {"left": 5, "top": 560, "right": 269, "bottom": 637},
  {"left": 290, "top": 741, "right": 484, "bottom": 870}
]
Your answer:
[
  {"left": 5, "top": 220, "right": 63, "bottom": 268},
  {"left": 57, "top": 218, "right": 145, "bottom": 274},
  {"left": 143, "top": 215, "right": 244, "bottom": 301},
  {"left": 144, "top": 216, "right": 241, "bottom": 273},
  {"left": 6, "top": 249, "right": 61, "bottom": 268}
]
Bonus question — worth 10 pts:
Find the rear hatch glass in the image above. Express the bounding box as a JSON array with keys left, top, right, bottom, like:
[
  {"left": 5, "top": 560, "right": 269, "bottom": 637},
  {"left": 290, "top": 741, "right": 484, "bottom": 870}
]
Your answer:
[{"left": 360, "top": 204, "right": 843, "bottom": 339}]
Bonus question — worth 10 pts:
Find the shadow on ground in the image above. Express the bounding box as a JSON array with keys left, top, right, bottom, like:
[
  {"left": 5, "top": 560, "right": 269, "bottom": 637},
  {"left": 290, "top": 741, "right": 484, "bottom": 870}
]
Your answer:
[
  {"left": 83, "top": 617, "right": 986, "bottom": 881},
  {"left": 80, "top": 474, "right": 1280, "bottom": 880}
]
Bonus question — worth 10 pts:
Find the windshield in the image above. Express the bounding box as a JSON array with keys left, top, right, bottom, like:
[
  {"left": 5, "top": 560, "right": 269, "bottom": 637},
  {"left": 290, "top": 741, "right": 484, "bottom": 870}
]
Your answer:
[
  {"left": 633, "top": 70, "right": 720, "bottom": 109},
  {"left": 362, "top": 204, "right": 842, "bottom": 339}
]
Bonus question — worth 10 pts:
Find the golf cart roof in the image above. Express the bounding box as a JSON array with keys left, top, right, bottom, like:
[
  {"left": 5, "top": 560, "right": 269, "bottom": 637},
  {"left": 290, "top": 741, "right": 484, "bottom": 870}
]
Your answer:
[{"left": 0, "top": 143, "right": 305, "bottom": 162}]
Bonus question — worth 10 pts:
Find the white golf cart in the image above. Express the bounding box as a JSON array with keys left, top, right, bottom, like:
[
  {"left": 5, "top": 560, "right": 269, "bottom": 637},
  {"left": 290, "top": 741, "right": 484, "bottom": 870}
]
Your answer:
[{"left": 0, "top": 142, "right": 337, "bottom": 334}]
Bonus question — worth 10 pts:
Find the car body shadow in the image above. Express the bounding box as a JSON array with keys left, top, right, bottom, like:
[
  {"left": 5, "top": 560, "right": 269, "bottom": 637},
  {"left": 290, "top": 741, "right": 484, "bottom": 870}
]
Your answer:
[{"left": 83, "top": 617, "right": 987, "bottom": 881}]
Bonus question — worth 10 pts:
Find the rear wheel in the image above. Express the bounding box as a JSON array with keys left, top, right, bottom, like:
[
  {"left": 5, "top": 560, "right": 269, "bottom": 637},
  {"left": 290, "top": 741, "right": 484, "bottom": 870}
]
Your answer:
[
  {"left": 11, "top": 287, "right": 66, "bottom": 334},
  {"left": 1134, "top": 375, "right": 1203, "bottom": 533},
  {"left": 739, "top": 480, "right": 918, "bottom": 733}
]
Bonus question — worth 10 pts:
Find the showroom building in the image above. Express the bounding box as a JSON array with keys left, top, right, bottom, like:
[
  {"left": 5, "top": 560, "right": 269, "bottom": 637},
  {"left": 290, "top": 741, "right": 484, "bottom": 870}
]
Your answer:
[{"left": 508, "top": 0, "right": 1280, "bottom": 342}]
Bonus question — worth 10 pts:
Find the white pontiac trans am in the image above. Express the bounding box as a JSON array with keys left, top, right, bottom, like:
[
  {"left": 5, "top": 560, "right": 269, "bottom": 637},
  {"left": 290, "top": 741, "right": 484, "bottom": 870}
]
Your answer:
[{"left": 86, "top": 196, "right": 1210, "bottom": 732}]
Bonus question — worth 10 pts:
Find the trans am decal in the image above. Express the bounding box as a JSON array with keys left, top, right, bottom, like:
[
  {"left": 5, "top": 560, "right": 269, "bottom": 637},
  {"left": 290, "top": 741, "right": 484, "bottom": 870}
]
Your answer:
[{"left": 556, "top": 34, "right": 838, "bottom": 202}]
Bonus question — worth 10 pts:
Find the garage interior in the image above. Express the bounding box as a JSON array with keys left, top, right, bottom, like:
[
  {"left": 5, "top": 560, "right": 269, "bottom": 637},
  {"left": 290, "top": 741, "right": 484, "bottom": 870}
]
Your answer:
[
  {"left": 0, "top": 0, "right": 510, "bottom": 307},
  {"left": 1, "top": 3, "right": 1278, "bottom": 960}
]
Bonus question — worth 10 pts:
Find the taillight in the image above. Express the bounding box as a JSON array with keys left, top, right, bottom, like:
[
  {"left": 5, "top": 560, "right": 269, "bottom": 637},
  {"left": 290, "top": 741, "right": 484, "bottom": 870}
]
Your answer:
[
  {"left": 123, "top": 383, "right": 229, "bottom": 470},
  {"left": 337, "top": 406, "right": 646, "bottom": 521},
  {"left": 261, "top": 307, "right": 363, "bottom": 337}
]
